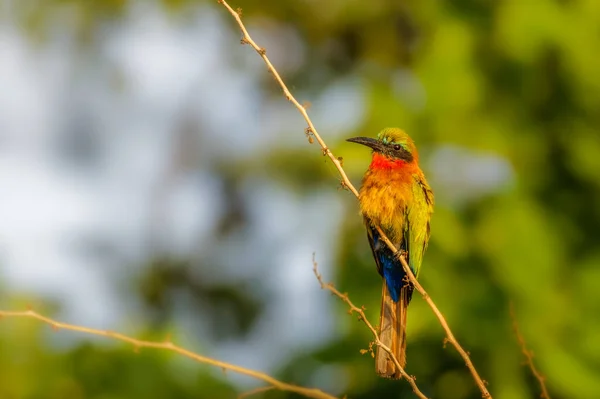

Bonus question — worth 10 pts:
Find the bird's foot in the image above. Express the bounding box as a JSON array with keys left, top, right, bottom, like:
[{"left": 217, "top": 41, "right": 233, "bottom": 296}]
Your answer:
[{"left": 395, "top": 249, "right": 408, "bottom": 259}]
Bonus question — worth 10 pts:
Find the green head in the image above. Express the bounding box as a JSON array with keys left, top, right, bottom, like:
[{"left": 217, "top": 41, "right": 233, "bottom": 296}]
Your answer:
[{"left": 347, "top": 128, "right": 417, "bottom": 163}]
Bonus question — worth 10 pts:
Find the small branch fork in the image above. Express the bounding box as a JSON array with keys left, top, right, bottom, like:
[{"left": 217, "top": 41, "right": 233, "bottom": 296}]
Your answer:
[
  {"left": 218, "top": 1, "right": 492, "bottom": 398},
  {"left": 0, "top": 310, "right": 338, "bottom": 399},
  {"left": 313, "top": 257, "right": 428, "bottom": 399},
  {"left": 509, "top": 304, "right": 552, "bottom": 399}
]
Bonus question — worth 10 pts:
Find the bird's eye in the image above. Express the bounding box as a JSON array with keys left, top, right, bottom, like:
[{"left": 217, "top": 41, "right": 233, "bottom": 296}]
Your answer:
[{"left": 393, "top": 144, "right": 402, "bottom": 151}]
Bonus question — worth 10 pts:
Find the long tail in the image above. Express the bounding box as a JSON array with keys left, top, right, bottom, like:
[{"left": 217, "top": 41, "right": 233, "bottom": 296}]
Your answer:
[{"left": 376, "top": 281, "right": 409, "bottom": 379}]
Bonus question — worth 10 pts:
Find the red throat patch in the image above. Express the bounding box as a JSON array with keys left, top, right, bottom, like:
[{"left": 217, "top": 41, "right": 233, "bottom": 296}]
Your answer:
[{"left": 370, "top": 153, "right": 409, "bottom": 171}]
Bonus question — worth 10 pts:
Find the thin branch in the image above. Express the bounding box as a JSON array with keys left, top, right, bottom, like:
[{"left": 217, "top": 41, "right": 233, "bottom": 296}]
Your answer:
[
  {"left": 217, "top": 1, "right": 492, "bottom": 398},
  {"left": 509, "top": 304, "right": 551, "bottom": 399},
  {"left": 313, "top": 257, "right": 428, "bottom": 399},
  {"left": 375, "top": 228, "right": 491, "bottom": 397},
  {"left": 0, "top": 310, "right": 339, "bottom": 399},
  {"left": 217, "top": 0, "right": 358, "bottom": 198},
  {"left": 238, "top": 385, "right": 276, "bottom": 399}
]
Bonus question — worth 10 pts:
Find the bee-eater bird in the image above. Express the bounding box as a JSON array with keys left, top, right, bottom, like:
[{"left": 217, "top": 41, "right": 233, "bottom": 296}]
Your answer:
[{"left": 347, "top": 128, "right": 434, "bottom": 379}]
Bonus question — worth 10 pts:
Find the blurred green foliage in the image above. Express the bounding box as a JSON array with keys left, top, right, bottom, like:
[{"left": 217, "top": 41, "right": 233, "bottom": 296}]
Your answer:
[
  {"left": 0, "top": 306, "right": 236, "bottom": 399},
  {"left": 4, "top": 0, "right": 600, "bottom": 398}
]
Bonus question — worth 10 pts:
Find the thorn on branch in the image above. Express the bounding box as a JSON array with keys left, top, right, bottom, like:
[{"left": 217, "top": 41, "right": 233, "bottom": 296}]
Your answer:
[
  {"left": 305, "top": 127, "right": 314, "bottom": 144},
  {"left": 240, "top": 37, "right": 249, "bottom": 45},
  {"left": 526, "top": 350, "right": 534, "bottom": 358},
  {"left": 236, "top": 7, "right": 242, "bottom": 16},
  {"left": 258, "top": 47, "right": 266, "bottom": 55},
  {"left": 302, "top": 101, "right": 312, "bottom": 110},
  {"left": 368, "top": 341, "right": 375, "bottom": 357},
  {"left": 337, "top": 156, "right": 344, "bottom": 167},
  {"left": 321, "top": 147, "right": 328, "bottom": 156}
]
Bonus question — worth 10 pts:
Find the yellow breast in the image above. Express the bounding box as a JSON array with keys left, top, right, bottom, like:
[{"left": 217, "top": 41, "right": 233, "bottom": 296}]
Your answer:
[{"left": 359, "top": 168, "right": 414, "bottom": 242}]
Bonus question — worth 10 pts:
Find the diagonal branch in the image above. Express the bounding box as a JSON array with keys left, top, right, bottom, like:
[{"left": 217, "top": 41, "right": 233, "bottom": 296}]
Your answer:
[
  {"left": 509, "top": 304, "right": 551, "bottom": 399},
  {"left": 376, "top": 227, "right": 490, "bottom": 397},
  {"left": 0, "top": 310, "right": 338, "bottom": 399},
  {"left": 218, "top": 1, "right": 491, "bottom": 398},
  {"left": 238, "top": 386, "right": 276, "bottom": 398},
  {"left": 313, "top": 256, "right": 429, "bottom": 399},
  {"left": 217, "top": 0, "right": 358, "bottom": 198}
]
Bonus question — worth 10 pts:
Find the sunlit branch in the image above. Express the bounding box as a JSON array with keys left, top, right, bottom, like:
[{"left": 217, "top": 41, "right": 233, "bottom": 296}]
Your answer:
[
  {"left": 376, "top": 227, "right": 491, "bottom": 397},
  {"left": 238, "top": 385, "right": 276, "bottom": 398},
  {"left": 510, "top": 304, "right": 552, "bottom": 399},
  {"left": 216, "top": 0, "right": 358, "bottom": 198},
  {"left": 217, "top": 1, "right": 492, "bottom": 397},
  {"left": 0, "top": 310, "right": 339, "bottom": 399},
  {"left": 313, "top": 257, "right": 429, "bottom": 399}
]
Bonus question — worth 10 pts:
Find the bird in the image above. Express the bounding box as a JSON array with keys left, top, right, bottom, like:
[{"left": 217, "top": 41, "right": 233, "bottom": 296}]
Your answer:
[{"left": 347, "top": 127, "right": 434, "bottom": 379}]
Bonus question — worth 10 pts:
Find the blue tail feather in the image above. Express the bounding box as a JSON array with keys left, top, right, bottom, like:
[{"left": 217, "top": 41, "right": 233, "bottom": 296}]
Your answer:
[{"left": 370, "top": 228, "right": 413, "bottom": 303}]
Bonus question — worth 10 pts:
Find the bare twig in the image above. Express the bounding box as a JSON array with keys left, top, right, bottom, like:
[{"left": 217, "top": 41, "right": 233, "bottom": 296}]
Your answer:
[
  {"left": 238, "top": 385, "right": 276, "bottom": 398},
  {"left": 218, "top": 1, "right": 492, "bottom": 397},
  {"left": 217, "top": 0, "right": 357, "bottom": 198},
  {"left": 313, "top": 257, "right": 428, "bottom": 399},
  {"left": 376, "top": 228, "right": 491, "bottom": 397},
  {"left": 510, "top": 304, "right": 551, "bottom": 399},
  {"left": 0, "top": 310, "right": 338, "bottom": 399}
]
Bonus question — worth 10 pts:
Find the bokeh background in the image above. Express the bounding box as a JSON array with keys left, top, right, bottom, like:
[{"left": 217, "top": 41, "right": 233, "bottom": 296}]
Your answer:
[{"left": 1, "top": 0, "right": 599, "bottom": 398}]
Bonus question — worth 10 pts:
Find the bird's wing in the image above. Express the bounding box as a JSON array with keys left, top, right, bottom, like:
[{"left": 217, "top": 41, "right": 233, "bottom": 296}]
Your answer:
[
  {"left": 407, "top": 175, "right": 434, "bottom": 277},
  {"left": 365, "top": 221, "right": 384, "bottom": 277}
]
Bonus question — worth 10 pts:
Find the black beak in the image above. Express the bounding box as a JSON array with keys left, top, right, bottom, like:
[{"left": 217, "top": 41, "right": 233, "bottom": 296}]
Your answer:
[{"left": 346, "top": 136, "right": 385, "bottom": 152}]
